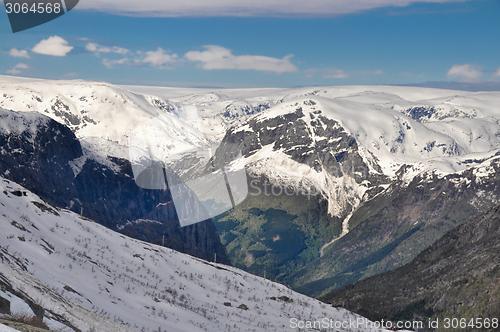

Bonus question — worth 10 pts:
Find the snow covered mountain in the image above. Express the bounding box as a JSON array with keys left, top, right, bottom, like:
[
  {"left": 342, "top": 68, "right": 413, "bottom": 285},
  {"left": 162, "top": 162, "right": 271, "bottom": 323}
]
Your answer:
[
  {"left": 191, "top": 85, "right": 500, "bottom": 292},
  {"left": 4, "top": 76, "right": 499, "bottom": 192},
  {"left": 2, "top": 74, "right": 500, "bottom": 297},
  {"left": 123, "top": 83, "right": 500, "bottom": 218},
  {"left": 0, "top": 176, "right": 394, "bottom": 332}
]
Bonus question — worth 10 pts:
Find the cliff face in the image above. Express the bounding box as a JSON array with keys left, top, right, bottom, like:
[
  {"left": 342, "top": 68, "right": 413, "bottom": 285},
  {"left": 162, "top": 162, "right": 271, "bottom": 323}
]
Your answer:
[
  {"left": 0, "top": 109, "right": 82, "bottom": 208},
  {"left": 0, "top": 109, "right": 229, "bottom": 264}
]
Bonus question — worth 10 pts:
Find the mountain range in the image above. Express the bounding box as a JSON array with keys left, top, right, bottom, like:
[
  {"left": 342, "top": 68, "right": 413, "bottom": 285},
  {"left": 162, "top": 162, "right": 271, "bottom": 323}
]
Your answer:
[{"left": 1, "top": 75, "right": 500, "bottom": 321}]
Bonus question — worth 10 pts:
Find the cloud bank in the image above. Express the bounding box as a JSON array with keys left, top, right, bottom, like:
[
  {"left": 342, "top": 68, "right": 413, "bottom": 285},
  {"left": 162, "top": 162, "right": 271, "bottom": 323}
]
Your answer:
[
  {"left": 90, "top": 44, "right": 294, "bottom": 73},
  {"left": 323, "top": 69, "right": 349, "bottom": 79},
  {"left": 185, "top": 46, "right": 297, "bottom": 73},
  {"left": 78, "top": 0, "right": 470, "bottom": 17},
  {"left": 322, "top": 68, "right": 383, "bottom": 79}
]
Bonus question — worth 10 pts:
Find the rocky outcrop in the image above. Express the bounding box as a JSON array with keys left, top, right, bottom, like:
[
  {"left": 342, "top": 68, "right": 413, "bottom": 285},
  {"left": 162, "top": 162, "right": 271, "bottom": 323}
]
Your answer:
[
  {"left": 0, "top": 109, "right": 81, "bottom": 208},
  {"left": 214, "top": 107, "right": 386, "bottom": 185}
]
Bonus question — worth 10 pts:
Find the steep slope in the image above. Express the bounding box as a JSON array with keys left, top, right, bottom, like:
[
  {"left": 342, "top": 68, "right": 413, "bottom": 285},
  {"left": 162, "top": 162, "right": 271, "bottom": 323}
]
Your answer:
[
  {"left": 0, "top": 176, "right": 394, "bottom": 332},
  {"left": 0, "top": 108, "right": 229, "bottom": 264},
  {"left": 0, "top": 77, "right": 270, "bottom": 149},
  {"left": 320, "top": 203, "right": 500, "bottom": 331}
]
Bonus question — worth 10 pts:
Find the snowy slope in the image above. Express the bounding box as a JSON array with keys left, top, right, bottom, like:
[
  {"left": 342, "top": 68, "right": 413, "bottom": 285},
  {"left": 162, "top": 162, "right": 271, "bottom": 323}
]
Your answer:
[
  {"left": 0, "top": 176, "right": 395, "bottom": 332},
  {"left": 242, "top": 90, "right": 500, "bottom": 175},
  {"left": 0, "top": 323, "right": 22, "bottom": 332}
]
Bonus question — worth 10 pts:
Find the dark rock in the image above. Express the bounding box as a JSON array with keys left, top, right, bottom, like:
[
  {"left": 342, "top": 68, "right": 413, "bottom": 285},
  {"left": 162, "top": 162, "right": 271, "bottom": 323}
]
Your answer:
[
  {"left": 213, "top": 108, "right": 387, "bottom": 185},
  {"left": 29, "top": 302, "right": 45, "bottom": 320},
  {"left": 278, "top": 296, "right": 293, "bottom": 303},
  {"left": 0, "top": 295, "right": 10, "bottom": 314}
]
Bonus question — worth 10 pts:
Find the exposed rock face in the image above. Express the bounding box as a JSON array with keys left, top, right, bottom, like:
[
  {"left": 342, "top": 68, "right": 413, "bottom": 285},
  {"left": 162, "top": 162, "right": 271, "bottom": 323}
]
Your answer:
[
  {"left": 211, "top": 105, "right": 390, "bottom": 281},
  {"left": 0, "top": 109, "right": 81, "bottom": 209},
  {"left": 0, "top": 109, "right": 229, "bottom": 264},
  {"left": 320, "top": 203, "right": 500, "bottom": 327},
  {"left": 215, "top": 107, "right": 385, "bottom": 185}
]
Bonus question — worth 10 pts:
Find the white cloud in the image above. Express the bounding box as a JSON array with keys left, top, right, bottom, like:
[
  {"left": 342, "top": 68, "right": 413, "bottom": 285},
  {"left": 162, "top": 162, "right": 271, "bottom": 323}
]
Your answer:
[
  {"left": 85, "top": 42, "right": 129, "bottom": 55},
  {"left": 32, "top": 36, "right": 73, "bottom": 57},
  {"left": 78, "top": 0, "right": 468, "bottom": 17},
  {"left": 323, "top": 69, "right": 349, "bottom": 79},
  {"left": 185, "top": 45, "right": 298, "bottom": 73},
  {"left": 99, "top": 48, "right": 177, "bottom": 69},
  {"left": 102, "top": 57, "right": 131, "bottom": 68},
  {"left": 494, "top": 67, "right": 500, "bottom": 78},
  {"left": 6, "top": 69, "right": 21, "bottom": 75},
  {"left": 6, "top": 63, "right": 29, "bottom": 75},
  {"left": 356, "top": 69, "right": 384, "bottom": 75},
  {"left": 322, "top": 68, "right": 383, "bottom": 79},
  {"left": 9, "top": 48, "right": 30, "bottom": 58},
  {"left": 140, "top": 48, "right": 177, "bottom": 67},
  {"left": 446, "top": 64, "right": 483, "bottom": 82}
]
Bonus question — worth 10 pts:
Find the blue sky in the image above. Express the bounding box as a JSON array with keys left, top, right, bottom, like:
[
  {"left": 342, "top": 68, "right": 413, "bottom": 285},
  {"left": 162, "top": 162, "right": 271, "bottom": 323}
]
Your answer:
[{"left": 1, "top": 0, "right": 499, "bottom": 88}]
